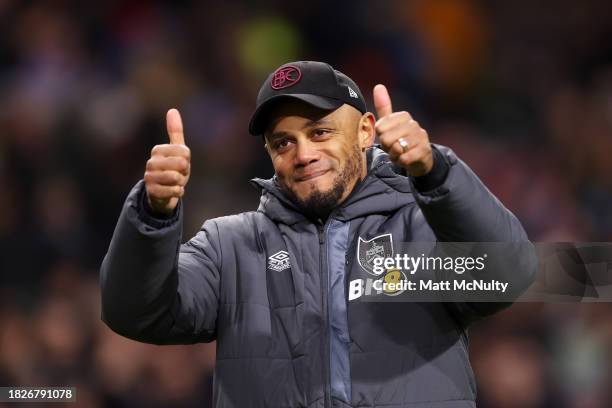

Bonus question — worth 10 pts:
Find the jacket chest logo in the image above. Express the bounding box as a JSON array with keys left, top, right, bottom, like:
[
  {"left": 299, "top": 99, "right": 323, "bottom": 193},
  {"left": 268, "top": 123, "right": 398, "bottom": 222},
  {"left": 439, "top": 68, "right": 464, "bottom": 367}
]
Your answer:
[
  {"left": 268, "top": 250, "right": 291, "bottom": 272},
  {"left": 351, "top": 233, "right": 408, "bottom": 301},
  {"left": 357, "top": 233, "right": 394, "bottom": 276}
]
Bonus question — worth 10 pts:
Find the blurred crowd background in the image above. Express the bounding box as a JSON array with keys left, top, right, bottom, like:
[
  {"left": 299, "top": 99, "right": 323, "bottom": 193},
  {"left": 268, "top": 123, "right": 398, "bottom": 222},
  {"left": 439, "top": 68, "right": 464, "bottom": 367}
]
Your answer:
[{"left": 1, "top": 0, "right": 611, "bottom": 407}]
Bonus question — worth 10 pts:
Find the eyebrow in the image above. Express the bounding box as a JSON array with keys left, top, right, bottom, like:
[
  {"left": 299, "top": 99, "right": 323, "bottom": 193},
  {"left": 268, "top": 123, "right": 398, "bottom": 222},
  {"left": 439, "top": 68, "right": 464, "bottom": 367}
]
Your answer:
[
  {"left": 267, "top": 118, "right": 336, "bottom": 141},
  {"left": 303, "top": 118, "right": 334, "bottom": 128},
  {"left": 266, "top": 131, "right": 292, "bottom": 142}
]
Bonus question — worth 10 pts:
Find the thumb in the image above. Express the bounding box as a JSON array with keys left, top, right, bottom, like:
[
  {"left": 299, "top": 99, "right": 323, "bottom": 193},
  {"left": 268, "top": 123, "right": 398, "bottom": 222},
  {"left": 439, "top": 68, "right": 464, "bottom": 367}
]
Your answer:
[
  {"left": 373, "top": 84, "right": 393, "bottom": 119},
  {"left": 166, "top": 108, "right": 185, "bottom": 145}
]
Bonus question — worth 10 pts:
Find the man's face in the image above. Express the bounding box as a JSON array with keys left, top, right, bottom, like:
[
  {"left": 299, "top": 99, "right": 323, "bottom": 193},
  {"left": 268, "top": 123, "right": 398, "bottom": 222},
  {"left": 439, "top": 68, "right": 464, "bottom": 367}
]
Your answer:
[{"left": 264, "top": 100, "right": 374, "bottom": 218}]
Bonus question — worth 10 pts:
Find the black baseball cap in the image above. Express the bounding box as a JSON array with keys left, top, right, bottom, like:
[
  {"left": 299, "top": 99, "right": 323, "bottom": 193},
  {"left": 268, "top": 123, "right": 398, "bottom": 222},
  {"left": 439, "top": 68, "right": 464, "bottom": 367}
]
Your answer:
[{"left": 248, "top": 61, "right": 367, "bottom": 136}]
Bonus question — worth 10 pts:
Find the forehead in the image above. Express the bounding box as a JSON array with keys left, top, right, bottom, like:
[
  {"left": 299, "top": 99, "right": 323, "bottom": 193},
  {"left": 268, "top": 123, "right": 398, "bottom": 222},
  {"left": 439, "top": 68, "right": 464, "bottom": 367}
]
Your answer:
[{"left": 265, "top": 100, "right": 357, "bottom": 135}]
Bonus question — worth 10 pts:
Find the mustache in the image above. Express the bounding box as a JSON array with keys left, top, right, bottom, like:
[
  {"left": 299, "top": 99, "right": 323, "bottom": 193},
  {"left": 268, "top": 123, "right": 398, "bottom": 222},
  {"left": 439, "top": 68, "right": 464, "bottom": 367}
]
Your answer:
[{"left": 293, "top": 166, "right": 331, "bottom": 181}]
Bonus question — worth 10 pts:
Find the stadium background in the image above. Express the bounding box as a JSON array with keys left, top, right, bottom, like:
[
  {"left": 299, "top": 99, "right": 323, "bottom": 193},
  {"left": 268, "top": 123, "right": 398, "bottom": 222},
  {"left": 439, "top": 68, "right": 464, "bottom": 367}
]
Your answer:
[{"left": 1, "top": 0, "right": 611, "bottom": 406}]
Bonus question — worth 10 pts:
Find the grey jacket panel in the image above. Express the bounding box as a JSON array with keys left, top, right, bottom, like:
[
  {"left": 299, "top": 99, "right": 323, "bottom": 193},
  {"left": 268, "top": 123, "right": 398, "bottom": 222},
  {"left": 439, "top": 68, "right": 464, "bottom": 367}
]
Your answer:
[
  {"left": 326, "top": 219, "right": 352, "bottom": 403},
  {"left": 100, "top": 185, "right": 221, "bottom": 344},
  {"left": 410, "top": 147, "right": 537, "bottom": 324},
  {"left": 411, "top": 147, "right": 526, "bottom": 242},
  {"left": 100, "top": 145, "right": 537, "bottom": 407}
]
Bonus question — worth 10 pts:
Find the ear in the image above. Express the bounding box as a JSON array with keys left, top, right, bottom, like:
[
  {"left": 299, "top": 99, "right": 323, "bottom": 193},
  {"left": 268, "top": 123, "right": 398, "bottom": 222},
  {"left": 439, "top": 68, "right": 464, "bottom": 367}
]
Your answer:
[
  {"left": 262, "top": 135, "right": 271, "bottom": 155},
  {"left": 357, "top": 112, "right": 376, "bottom": 151}
]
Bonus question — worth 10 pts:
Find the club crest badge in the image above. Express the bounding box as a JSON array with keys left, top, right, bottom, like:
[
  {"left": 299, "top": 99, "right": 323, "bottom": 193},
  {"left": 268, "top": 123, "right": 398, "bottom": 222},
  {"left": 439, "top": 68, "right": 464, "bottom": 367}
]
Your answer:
[
  {"left": 357, "top": 233, "right": 393, "bottom": 276},
  {"left": 270, "top": 66, "right": 302, "bottom": 90}
]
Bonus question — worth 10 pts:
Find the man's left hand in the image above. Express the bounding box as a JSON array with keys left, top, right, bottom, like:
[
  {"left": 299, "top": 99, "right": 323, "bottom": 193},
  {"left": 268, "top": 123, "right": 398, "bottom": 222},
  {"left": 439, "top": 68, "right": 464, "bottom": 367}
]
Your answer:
[{"left": 373, "top": 84, "right": 433, "bottom": 177}]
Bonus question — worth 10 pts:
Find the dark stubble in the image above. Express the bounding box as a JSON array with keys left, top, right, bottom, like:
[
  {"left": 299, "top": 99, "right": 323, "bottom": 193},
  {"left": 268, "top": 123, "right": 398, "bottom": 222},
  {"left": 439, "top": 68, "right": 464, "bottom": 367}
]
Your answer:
[{"left": 281, "top": 144, "right": 363, "bottom": 219}]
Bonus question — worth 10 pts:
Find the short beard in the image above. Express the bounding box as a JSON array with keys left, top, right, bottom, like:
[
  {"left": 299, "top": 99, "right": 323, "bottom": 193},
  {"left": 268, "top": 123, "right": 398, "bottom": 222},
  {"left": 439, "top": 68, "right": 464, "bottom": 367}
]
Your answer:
[{"left": 280, "top": 145, "right": 363, "bottom": 220}]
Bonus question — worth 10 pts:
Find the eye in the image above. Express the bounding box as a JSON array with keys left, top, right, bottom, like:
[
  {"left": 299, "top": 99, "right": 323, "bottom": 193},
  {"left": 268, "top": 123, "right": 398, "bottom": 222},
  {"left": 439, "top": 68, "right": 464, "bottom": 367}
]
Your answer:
[
  {"left": 273, "top": 138, "right": 293, "bottom": 152},
  {"left": 312, "top": 128, "right": 331, "bottom": 138}
]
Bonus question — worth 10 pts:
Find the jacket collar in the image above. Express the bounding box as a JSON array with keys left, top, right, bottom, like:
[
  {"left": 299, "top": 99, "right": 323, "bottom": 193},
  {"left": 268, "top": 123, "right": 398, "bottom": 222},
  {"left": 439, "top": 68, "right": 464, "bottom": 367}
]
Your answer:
[{"left": 250, "top": 145, "right": 415, "bottom": 225}]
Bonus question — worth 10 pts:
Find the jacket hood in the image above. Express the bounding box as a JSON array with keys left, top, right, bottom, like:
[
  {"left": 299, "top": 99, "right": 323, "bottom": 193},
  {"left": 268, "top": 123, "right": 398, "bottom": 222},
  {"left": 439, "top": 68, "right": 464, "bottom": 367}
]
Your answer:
[{"left": 250, "top": 145, "right": 416, "bottom": 225}]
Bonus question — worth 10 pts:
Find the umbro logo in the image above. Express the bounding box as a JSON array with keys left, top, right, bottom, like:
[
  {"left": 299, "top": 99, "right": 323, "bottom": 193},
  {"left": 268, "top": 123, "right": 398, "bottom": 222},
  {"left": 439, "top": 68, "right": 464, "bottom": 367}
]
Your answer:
[
  {"left": 348, "top": 86, "right": 359, "bottom": 99},
  {"left": 268, "top": 250, "right": 291, "bottom": 272}
]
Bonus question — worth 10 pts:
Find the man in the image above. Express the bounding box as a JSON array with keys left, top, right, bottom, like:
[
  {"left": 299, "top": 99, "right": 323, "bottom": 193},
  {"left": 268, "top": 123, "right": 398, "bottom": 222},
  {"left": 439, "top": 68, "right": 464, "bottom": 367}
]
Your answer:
[{"left": 100, "top": 61, "right": 536, "bottom": 407}]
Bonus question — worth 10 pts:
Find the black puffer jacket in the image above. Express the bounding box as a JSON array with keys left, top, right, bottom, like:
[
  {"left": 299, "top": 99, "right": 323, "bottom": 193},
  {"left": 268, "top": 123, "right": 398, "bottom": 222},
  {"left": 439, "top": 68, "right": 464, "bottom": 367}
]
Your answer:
[{"left": 100, "top": 145, "right": 536, "bottom": 408}]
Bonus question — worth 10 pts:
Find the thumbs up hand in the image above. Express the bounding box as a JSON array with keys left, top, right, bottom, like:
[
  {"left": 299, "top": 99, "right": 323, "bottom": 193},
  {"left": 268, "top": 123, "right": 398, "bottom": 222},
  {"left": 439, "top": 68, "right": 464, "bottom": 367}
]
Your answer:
[
  {"left": 373, "top": 85, "right": 433, "bottom": 177},
  {"left": 144, "top": 109, "right": 191, "bottom": 215}
]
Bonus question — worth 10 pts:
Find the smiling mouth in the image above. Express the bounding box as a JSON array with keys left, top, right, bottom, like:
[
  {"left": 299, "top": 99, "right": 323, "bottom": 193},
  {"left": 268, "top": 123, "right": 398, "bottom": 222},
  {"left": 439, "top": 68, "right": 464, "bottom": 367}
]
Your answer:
[{"left": 296, "top": 169, "right": 329, "bottom": 182}]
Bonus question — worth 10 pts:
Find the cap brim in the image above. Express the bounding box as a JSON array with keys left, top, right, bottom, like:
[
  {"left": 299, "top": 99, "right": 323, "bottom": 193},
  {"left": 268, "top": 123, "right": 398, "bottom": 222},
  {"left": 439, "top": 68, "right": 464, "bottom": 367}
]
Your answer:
[{"left": 249, "top": 94, "right": 344, "bottom": 136}]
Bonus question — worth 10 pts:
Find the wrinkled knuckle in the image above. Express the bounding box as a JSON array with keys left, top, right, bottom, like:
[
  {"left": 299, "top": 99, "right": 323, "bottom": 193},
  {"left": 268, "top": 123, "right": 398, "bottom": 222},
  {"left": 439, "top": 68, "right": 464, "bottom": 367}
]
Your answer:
[
  {"left": 152, "top": 144, "right": 166, "bottom": 156},
  {"left": 147, "top": 158, "right": 159, "bottom": 170},
  {"left": 171, "top": 157, "right": 182, "bottom": 169},
  {"left": 155, "top": 157, "right": 167, "bottom": 170},
  {"left": 173, "top": 172, "right": 182, "bottom": 184},
  {"left": 395, "top": 111, "right": 409, "bottom": 121},
  {"left": 379, "top": 133, "right": 394, "bottom": 145},
  {"left": 180, "top": 157, "right": 189, "bottom": 170}
]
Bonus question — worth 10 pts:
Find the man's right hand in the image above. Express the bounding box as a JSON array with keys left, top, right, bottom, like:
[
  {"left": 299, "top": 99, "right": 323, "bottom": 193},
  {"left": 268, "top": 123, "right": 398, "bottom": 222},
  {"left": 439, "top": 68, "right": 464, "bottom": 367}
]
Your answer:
[{"left": 144, "top": 108, "right": 191, "bottom": 215}]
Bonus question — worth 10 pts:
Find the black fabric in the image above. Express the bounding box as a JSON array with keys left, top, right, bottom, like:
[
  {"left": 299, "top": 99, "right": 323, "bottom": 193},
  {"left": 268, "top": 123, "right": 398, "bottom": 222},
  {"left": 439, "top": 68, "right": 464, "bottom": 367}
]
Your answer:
[
  {"left": 411, "top": 146, "right": 450, "bottom": 192},
  {"left": 139, "top": 187, "right": 180, "bottom": 228},
  {"left": 249, "top": 61, "right": 366, "bottom": 135}
]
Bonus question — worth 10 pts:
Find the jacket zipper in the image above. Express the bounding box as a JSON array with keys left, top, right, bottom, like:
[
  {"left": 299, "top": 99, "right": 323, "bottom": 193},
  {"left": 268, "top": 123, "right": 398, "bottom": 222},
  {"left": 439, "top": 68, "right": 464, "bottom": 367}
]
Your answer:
[
  {"left": 317, "top": 222, "right": 332, "bottom": 408},
  {"left": 314, "top": 161, "right": 388, "bottom": 407},
  {"left": 344, "top": 236, "right": 359, "bottom": 299},
  {"left": 341, "top": 166, "right": 383, "bottom": 303}
]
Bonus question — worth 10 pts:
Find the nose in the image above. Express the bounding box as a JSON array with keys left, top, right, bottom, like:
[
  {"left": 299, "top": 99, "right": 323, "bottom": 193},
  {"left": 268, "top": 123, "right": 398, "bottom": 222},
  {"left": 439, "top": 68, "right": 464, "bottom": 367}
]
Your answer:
[{"left": 294, "top": 139, "right": 319, "bottom": 167}]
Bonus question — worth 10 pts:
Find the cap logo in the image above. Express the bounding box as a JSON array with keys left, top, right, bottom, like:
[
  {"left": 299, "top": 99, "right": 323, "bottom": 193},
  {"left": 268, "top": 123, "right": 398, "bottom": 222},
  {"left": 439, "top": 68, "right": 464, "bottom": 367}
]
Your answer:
[{"left": 271, "top": 66, "right": 302, "bottom": 90}]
